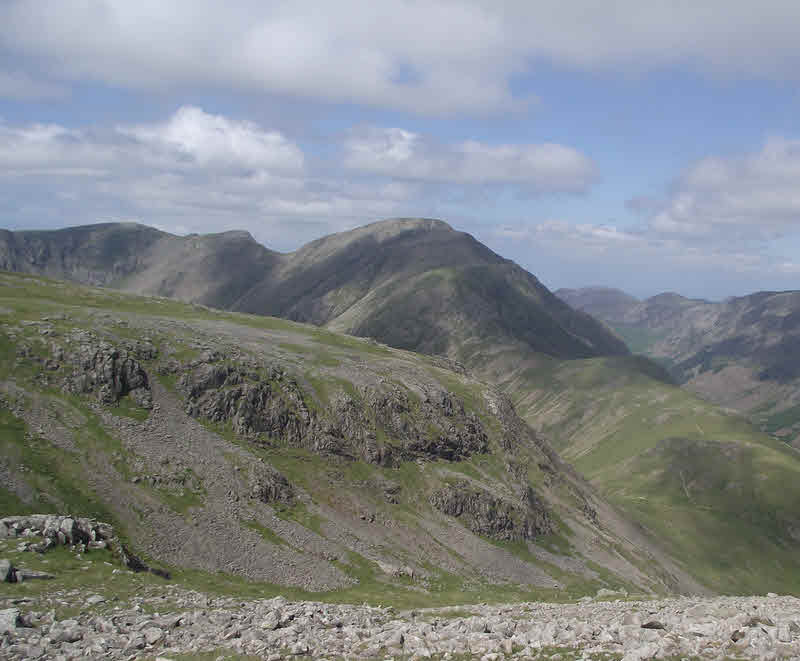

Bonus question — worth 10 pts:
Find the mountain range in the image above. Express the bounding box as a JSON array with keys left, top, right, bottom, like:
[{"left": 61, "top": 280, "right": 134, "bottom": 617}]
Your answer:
[
  {"left": 2, "top": 218, "right": 800, "bottom": 599},
  {"left": 558, "top": 286, "right": 800, "bottom": 448},
  {"left": 0, "top": 220, "right": 627, "bottom": 365}
]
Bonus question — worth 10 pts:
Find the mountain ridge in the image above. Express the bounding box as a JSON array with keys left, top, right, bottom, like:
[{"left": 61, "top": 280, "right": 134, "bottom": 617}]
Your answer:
[{"left": 0, "top": 219, "right": 629, "bottom": 366}]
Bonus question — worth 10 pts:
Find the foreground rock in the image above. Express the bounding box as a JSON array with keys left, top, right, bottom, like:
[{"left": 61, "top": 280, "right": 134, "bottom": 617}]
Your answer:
[
  {"left": 0, "top": 515, "right": 162, "bottom": 576},
  {"left": 1, "top": 587, "right": 800, "bottom": 660}
]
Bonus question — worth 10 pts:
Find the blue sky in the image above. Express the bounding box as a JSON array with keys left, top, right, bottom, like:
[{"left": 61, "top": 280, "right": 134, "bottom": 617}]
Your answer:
[{"left": 2, "top": 1, "right": 800, "bottom": 300}]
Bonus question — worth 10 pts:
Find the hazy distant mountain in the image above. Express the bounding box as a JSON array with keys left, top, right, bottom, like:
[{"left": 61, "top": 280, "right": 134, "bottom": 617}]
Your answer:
[
  {"left": 0, "top": 219, "right": 629, "bottom": 365},
  {"left": 555, "top": 286, "right": 640, "bottom": 322},
  {"left": 559, "top": 286, "right": 800, "bottom": 447}
]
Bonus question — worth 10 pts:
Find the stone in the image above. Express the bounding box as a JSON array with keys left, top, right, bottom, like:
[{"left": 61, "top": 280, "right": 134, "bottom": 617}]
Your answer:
[
  {"left": 623, "top": 612, "right": 642, "bottom": 626},
  {"left": 85, "top": 595, "right": 106, "bottom": 606},
  {"left": 0, "top": 558, "right": 13, "bottom": 582},
  {"left": 0, "top": 608, "right": 20, "bottom": 634},
  {"left": 745, "top": 615, "right": 775, "bottom": 627},
  {"left": 596, "top": 588, "right": 626, "bottom": 599},
  {"left": 385, "top": 629, "right": 405, "bottom": 648},
  {"left": 684, "top": 603, "right": 710, "bottom": 618},
  {"left": 14, "top": 569, "right": 54, "bottom": 581},
  {"left": 143, "top": 626, "right": 165, "bottom": 645},
  {"left": 261, "top": 611, "right": 280, "bottom": 630}
]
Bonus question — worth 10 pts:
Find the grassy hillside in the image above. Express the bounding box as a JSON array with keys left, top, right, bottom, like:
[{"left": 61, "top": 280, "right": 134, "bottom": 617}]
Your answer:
[
  {"left": 559, "top": 286, "right": 800, "bottom": 448},
  {"left": 0, "top": 270, "right": 693, "bottom": 605},
  {"left": 502, "top": 355, "right": 800, "bottom": 594}
]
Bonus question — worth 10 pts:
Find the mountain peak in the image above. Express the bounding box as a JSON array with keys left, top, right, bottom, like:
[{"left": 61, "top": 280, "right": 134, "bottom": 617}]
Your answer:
[
  {"left": 372, "top": 217, "right": 454, "bottom": 232},
  {"left": 320, "top": 217, "right": 455, "bottom": 246}
]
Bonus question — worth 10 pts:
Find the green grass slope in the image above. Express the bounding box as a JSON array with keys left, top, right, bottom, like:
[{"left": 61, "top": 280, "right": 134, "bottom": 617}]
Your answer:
[{"left": 503, "top": 355, "right": 800, "bottom": 595}]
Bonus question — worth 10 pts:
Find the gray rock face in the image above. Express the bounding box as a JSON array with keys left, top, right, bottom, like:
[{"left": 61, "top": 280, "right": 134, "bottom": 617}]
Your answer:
[
  {"left": 429, "top": 480, "right": 553, "bottom": 541},
  {"left": 179, "top": 358, "right": 488, "bottom": 465},
  {"left": 181, "top": 362, "right": 309, "bottom": 442},
  {"left": 63, "top": 333, "right": 154, "bottom": 408},
  {"left": 248, "top": 463, "right": 294, "bottom": 504}
]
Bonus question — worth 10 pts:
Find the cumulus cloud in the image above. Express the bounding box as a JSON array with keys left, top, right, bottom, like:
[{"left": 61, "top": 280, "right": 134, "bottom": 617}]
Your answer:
[
  {"left": 0, "top": 107, "right": 326, "bottom": 236},
  {"left": 122, "top": 106, "right": 304, "bottom": 172},
  {"left": 485, "top": 135, "right": 800, "bottom": 296},
  {"left": 650, "top": 137, "right": 800, "bottom": 240},
  {"left": 0, "top": 106, "right": 303, "bottom": 178},
  {"left": 0, "top": 107, "right": 460, "bottom": 244},
  {"left": 3, "top": 1, "right": 800, "bottom": 114},
  {"left": 344, "top": 127, "right": 596, "bottom": 192}
]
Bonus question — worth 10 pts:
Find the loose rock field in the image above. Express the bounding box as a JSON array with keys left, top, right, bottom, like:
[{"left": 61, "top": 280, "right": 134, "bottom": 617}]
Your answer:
[{"left": 2, "top": 586, "right": 800, "bottom": 660}]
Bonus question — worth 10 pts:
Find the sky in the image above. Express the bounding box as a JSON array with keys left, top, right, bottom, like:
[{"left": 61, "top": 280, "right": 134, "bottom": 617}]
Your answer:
[{"left": 2, "top": 2, "right": 800, "bottom": 300}]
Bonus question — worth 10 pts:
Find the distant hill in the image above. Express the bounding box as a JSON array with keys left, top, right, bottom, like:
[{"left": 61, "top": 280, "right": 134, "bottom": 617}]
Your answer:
[
  {"left": 559, "top": 286, "right": 800, "bottom": 447},
  {"left": 0, "top": 220, "right": 629, "bottom": 367}
]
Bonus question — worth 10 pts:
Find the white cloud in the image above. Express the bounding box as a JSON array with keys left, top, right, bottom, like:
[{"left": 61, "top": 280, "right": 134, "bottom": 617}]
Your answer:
[
  {"left": 0, "top": 107, "right": 430, "bottom": 243},
  {"left": 650, "top": 137, "right": 800, "bottom": 240},
  {"left": 493, "top": 216, "right": 800, "bottom": 283},
  {"left": 3, "top": 1, "right": 800, "bottom": 114},
  {"left": 122, "top": 106, "right": 304, "bottom": 172},
  {"left": 344, "top": 127, "right": 596, "bottom": 192},
  {"left": 0, "top": 106, "right": 303, "bottom": 178}
]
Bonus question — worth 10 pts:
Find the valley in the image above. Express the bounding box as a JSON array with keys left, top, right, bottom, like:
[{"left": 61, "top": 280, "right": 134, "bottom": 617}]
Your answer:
[{"left": 558, "top": 287, "right": 800, "bottom": 449}]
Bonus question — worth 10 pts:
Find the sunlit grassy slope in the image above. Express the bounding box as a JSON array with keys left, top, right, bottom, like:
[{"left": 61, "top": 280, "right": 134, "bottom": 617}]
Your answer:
[{"left": 501, "top": 355, "right": 800, "bottom": 595}]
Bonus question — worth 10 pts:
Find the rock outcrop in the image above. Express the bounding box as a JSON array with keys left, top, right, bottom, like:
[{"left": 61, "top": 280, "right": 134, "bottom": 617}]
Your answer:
[
  {"left": 429, "top": 481, "right": 553, "bottom": 541},
  {"left": 248, "top": 463, "right": 294, "bottom": 504},
  {"left": 0, "top": 515, "right": 161, "bottom": 576},
  {"left": 178, "top": 357, "right": 488, "bottom": 466},
  {"left": 62, "top": 332, "right": 156, "bottom": 408}
]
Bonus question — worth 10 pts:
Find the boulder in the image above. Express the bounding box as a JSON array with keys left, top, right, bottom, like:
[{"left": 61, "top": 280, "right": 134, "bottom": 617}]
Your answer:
[
  {"left": 0, "top": 558, "right": 12, "bottom": 582},
  {"left": 13, "top": 568, "right": 54, "bottom": 582},
  {"left": 0, "top": 608, "right": 20, "bottom": 634}
]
